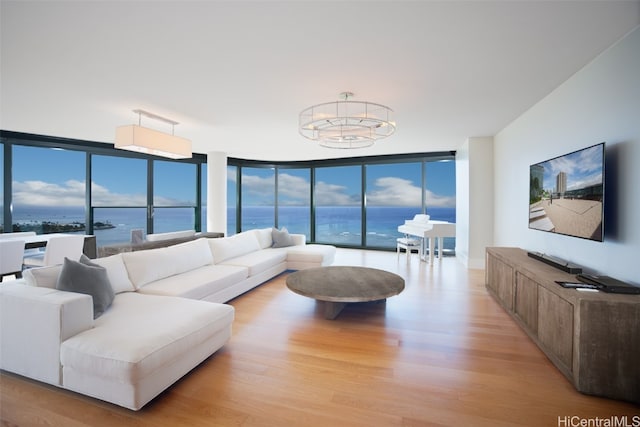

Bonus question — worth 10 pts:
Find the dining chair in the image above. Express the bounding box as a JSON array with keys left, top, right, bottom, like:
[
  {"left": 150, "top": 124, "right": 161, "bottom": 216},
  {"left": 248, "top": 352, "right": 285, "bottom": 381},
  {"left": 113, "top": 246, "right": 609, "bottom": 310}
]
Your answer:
[
  {"left": 0, "top": 231, "right": 40, "bottom": 256},
  {"left": 23, "top": 235, "right": 85, "bottom": 268},
  {"left": 0, "top": 231, "right": 36, "bottom": 239},
  {"left": 0, "top": 239, "right": 26, "bottom": 282}
]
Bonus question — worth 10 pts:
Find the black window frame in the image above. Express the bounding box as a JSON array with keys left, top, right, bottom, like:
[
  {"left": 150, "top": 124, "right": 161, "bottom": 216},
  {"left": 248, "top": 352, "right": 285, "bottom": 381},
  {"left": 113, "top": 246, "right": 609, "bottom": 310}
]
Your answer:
[{"left": 1, "top": 130, "right": 207, "bottom": 239}]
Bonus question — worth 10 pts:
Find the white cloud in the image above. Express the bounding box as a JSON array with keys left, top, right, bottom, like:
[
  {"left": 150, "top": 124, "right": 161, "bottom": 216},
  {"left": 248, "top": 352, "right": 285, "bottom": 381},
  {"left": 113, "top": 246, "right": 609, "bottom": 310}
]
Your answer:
[
  {"left": 91, "top": 182, "right": 147, "bottom": 206},
  {"left": 278, "top": 173, "right": 310, "bottom": 205},
  {"left": 12, "top": 172, "right": 455, "bottom": 209},
  {"left": 13, "top": 180, "right": 183, "bottom": 207},
  {"left": 425, "top": 189, "right": 456, "bottom": 208},
  {"left": 13, "top": 180, "right": 86, "bottom": 206},
  {"left": 367, "top": 177, "right": 455, "bottom": 208},
  {"left": 238, "top": 173, "right": 455, "bottom": 207},
  {"left": 315, "top": 181, "right": 360, "bottom": 206},
  {"left": 367, "top": 177, "right": 421, "bottom": 206},
  {"left": 241, "top": 174, "right": 274, "bottom": 198}
]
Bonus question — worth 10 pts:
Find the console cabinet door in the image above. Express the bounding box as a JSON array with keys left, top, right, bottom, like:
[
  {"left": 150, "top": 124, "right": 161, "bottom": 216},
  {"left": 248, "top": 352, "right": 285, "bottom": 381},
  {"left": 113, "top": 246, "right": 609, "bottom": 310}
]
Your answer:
[
  {"left": 487, "top": 254, "right": 514, "bottom": 310},
  {"left": 515, "top": 273, "right": 538, "bottom": 334},
  {"left": 537, "top": 287, "right": 574, "bottom": 374}
]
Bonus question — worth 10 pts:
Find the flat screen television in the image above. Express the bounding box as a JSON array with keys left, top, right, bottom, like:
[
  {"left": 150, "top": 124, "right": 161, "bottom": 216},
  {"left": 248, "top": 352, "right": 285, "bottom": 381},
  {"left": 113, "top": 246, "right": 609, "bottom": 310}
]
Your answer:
[{"left": 529, "top": 142, "right": 605, "bottom": 242}]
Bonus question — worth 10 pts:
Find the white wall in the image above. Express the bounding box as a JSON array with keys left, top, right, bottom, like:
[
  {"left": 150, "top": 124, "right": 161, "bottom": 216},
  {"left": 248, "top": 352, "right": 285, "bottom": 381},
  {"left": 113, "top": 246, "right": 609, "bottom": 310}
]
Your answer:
[
  {"left": 455, "top": 142, "right": 470, "bottom": 266},
  {"left": 493, "top": 26, "right": 640, "bottom": 284},
  {"left": 456, "top": 136, "right": 494, "bottom": 269},
  {"left": 206, "top": 151, "right": 227, "bottom": 233}
]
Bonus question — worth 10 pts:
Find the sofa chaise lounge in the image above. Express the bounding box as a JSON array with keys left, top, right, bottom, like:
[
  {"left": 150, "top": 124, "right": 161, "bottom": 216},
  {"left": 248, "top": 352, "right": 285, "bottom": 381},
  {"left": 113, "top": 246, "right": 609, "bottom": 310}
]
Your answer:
[{"left": 0, "top": 228, "right": 335, "bottom": 410}]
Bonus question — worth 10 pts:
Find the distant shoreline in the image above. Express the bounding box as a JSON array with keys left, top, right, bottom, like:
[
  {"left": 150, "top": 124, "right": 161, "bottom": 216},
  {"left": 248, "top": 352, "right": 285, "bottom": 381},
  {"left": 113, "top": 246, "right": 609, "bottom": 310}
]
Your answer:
[
  {"left": 7, "top": 206, "right": 457, "bottom": 248},
  {"left": 4, "top": 220, "right": 115, "bottom": 234}
]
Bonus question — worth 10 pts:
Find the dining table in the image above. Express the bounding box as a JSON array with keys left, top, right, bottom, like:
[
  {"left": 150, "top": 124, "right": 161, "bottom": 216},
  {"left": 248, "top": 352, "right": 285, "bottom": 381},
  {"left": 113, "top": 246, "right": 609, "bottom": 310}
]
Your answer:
[{"left": 3, "top": 233, "right": 97, "bottom": 259}]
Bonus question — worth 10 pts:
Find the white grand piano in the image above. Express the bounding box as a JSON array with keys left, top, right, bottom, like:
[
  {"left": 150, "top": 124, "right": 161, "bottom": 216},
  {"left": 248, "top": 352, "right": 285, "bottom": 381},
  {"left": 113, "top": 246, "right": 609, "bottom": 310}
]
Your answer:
[{"left": 398, "top": 214, "right": 456, "bottom": 264}]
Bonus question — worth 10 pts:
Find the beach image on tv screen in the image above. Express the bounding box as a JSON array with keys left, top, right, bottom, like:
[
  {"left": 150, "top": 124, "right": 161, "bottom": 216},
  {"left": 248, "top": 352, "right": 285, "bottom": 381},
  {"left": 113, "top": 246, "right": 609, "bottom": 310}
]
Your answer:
[{"left": 529, "top": 144, "right": 604, "bottom": 241}]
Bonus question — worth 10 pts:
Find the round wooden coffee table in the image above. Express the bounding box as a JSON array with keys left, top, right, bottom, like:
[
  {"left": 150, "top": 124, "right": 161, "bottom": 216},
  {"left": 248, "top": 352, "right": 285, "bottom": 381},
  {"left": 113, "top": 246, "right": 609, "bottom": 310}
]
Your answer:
[{"left": 285, "top": 266, "right": 405, "bottom": 319}]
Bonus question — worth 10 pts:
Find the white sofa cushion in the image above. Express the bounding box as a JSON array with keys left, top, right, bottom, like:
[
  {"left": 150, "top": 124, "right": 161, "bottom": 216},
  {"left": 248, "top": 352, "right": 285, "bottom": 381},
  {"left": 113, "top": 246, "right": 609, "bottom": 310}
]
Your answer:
[
  {"left": 60, "top": 292, "right": 234, "bottom": 384},
  {"left": 90, "top": 253, "right": 135, "bottom": 294},
  {"left": 252, "top": 228, "right": 273, "bottom": 249},
  {"left": 164, "top": 238, "right": 213, "bottom": 275},
  {"left": 118, "top": 239, "right": 214, "bottom": 290},
  {"left": 289, "top": 233, "right": 306, "bottom": 246},
  {"left": 136, "top": 264, "right": 248, "bottom": 300},
  {"left": 121, "top": 248, "right": 174, "bottom": 289},
  {"left": 23, "top": 265, "right": 63, "bottom": 289},
  {"left": 208, "top": 231, "right": 260, "bottom": 263},
  {"left": 0, "top": 283, "right": 94, "bottom": 386},
  {"left": 220, "top": 248, "right": 288, "bottom": 276},
  {"left": 286, "top": 244, "right": 336, "bottom": 264}
]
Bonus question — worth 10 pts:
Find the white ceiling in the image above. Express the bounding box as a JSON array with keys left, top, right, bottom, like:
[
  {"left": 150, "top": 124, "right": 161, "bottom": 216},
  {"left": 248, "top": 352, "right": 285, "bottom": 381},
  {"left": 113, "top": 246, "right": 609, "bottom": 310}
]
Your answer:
[{"left": 1, "top": 1, "right": 639, "bottom": 161}]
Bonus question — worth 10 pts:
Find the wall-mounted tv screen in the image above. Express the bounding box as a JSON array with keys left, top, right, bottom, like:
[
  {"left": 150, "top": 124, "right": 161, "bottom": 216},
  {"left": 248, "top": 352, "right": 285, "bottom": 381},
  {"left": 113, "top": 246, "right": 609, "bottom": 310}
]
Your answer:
[{"left": 529, "top": 142, "right": 605, "bottom": 242}]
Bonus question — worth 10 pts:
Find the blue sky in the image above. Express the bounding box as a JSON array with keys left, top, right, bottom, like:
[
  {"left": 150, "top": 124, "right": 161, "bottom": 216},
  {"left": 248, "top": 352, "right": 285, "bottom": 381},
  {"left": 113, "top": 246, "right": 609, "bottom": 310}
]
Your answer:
[
  {"left": 230, "top": 160, "right": 456, "bottom": 207},
  {"left": 540, "top": 144, "right": 604, "bottom": 192},
  {"left": 7, "top": 145, "right": 455, "bottom": 209},
  {"left": 10, "top": 146, "right": 195, "bottom": 206}
]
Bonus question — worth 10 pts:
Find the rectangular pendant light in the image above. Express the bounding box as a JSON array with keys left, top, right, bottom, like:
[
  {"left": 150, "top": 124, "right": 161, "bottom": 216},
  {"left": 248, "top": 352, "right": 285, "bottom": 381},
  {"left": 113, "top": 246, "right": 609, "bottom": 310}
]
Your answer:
[{"left": 115, "top": 109, "right": 192, "bottom": 159}]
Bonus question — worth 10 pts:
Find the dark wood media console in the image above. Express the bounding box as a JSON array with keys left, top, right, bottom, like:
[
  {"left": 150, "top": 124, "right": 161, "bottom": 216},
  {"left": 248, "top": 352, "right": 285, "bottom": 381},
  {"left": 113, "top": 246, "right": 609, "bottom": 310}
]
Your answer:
[{"left": 485, "top": 247, "right": 639, "bottom": 404}]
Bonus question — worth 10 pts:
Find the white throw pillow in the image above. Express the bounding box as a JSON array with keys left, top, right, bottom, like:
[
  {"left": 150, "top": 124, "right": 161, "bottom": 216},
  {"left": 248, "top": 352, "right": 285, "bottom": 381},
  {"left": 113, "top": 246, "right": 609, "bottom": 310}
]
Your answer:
[
  {"left": 121, "top": 248, "right": 174, "bottom": 289},
  {"left": 253, "top": 228, "right": 273, "bottom": 249},
  {"left": 90, "top": 253, "right": 136, "bottom": 294},
  {"left": 23, "top": 265, "right": 63, "bottom": 288},
  {"left": 164, "top": 238, "right": 213, "bottom": 275},
  {"left": 208, "top": 232, "right": 260, "bottom": 263}
]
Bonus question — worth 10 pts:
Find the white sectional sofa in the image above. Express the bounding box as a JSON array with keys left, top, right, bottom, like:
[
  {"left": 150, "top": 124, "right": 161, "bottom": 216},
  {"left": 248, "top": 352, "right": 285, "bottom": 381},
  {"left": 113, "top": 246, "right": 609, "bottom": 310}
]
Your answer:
[{"left": 0, "top": 228, "right": 335, "bottom": 410}]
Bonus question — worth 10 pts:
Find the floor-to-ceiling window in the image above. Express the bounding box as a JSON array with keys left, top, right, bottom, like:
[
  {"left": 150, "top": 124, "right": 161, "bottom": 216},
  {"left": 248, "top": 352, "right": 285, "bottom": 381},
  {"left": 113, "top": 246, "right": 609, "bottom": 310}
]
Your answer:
[
  {"left": 227, "top": 153, "right": 456, "bottom": 251},
  {"left": 425, "top": 159, "right": 456, "bottom": 253},
  {"left": 12, "top": 145, "right": 85, "bottom": 235},
  {"left": 153, "top": 160, "right": 197, "bottom": 233},
  {"left": 315, "top": 165, "right": 362, "bottom": 246},
  {"left": 227, "top": 165, "right": 237, "bottom": 236},
  {"left": 1, "top": 131, "right": 206, "bottom": 247},
  {"left": 240, "top": 167, "right": 275, "bottom": 231},
  {"left": 201, "top": 163, "right": 207, "bottom": 233},
  {"left": 365, "top": 162, "right": 422, "bottom": 248},
  {"left": 277, "top": 168, "right": 310, "bottom": 237},
  {"left": 2, "top": 131, "right": 454, "bottom": 252},
  {"left": 91, "top": 155, "right": 147, "bottom": 247}
]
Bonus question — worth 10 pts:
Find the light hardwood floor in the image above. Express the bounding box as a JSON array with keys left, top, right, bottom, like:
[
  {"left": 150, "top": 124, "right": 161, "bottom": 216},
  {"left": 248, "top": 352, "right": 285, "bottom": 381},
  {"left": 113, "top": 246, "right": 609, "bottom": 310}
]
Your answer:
[{"left": 1, "top": 249, "right": 637, "bottom": 426}]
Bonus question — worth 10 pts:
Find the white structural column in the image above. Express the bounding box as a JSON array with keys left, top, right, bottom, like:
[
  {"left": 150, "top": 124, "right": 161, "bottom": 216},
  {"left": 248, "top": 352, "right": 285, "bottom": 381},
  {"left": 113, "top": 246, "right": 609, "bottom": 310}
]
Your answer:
[
  {"left": 207, "top": 151, "right": 228, "bottom": 234},
  {"left": 455, "top": 137, "right": 494, "bottom": 269}
]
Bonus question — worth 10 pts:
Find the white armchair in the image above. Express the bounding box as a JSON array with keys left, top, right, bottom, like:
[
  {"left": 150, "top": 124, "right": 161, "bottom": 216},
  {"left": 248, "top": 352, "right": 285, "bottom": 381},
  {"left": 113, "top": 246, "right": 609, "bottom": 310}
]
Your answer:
[
  {"left": 0, "top": 239, "right": 26, "bottom": 281},
  {"left": 23, "top": 235, "right": 85, "bottom": 268}
]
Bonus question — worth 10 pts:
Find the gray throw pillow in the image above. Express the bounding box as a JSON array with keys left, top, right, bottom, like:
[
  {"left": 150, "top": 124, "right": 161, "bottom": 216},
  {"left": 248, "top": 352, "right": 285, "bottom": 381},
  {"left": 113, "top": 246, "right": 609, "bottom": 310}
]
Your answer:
[
  {"left": 79, "top": 253, "right": 100, "bottom": 268},
  {"left": 272, "top": 227, "right": 294, "bottom": 248},
  {"left": 56, "top": 256, "right": 115, "bottom": 319}
]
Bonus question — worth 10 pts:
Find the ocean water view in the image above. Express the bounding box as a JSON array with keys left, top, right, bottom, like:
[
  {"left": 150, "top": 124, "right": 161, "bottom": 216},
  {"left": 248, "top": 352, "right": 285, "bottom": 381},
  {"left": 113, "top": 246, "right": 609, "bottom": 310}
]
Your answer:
[
  {"left": 237, "top": 206, "right": 456, "bottom": 249},
  {"left": 8, "top": 205, "right": 456, "bottom": 250}
]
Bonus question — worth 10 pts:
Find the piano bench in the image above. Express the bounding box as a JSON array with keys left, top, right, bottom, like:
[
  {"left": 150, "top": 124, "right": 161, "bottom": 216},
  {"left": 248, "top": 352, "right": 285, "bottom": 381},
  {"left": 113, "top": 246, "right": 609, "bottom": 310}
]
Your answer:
[{"left": 397, "top": 237, "right": 421, "bottom": 260}]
